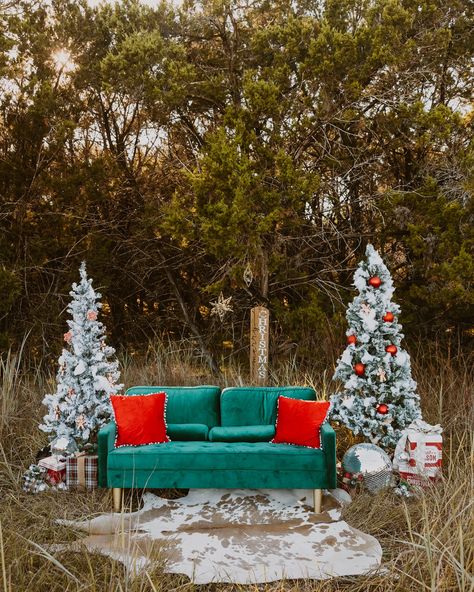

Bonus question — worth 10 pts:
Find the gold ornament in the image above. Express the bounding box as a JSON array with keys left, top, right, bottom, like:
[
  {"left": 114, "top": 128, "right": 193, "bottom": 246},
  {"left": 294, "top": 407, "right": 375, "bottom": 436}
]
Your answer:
[
  {"left": 67, "top": 387, "right": 75, "bottom": 397},
  {"left": 54, "top": 405, "right": 61, "bottom": 419},
  {"left": 361, "top": 302, "right": 371, "bottom": 315},
  {"left": 76, "top": 414, "right": 86, "bottom": 430},
  {"left": 377, "top": 368, "right": 387, "bottom": 382}
]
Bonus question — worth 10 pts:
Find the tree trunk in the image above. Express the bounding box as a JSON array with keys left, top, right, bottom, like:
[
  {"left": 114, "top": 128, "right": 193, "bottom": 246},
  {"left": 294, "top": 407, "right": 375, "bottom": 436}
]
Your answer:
[{"left": 159, "top": 252, "right": 221, "bottom": 376}]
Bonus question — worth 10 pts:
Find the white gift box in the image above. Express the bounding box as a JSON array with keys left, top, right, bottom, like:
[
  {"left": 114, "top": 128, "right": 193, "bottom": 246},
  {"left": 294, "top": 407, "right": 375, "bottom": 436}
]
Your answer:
[
  {"left": 393, "top": 419, "right": 442, "bottom": 486},
  {"left": 38, "top": 455, "right": 66, "bottom": 472}
]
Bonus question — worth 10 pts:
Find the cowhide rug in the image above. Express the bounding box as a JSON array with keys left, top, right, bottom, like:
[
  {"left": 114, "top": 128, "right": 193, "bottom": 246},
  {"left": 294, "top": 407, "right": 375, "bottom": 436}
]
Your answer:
[{"left": 54, "top": 488, "right": 382, "bottom": 584}]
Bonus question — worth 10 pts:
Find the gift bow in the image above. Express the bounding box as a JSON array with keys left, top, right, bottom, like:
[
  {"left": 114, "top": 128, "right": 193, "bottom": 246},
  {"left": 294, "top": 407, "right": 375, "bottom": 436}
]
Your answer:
[{"left": 408, "top": 419, "right": 443, "bottom": 434}]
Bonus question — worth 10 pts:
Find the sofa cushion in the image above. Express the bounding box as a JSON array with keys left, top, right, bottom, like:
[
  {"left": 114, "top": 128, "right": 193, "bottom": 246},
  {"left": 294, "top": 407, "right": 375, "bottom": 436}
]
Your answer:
[
  {"left": 126, "top": 386, "right": 220, "bottom": 428},
  {"left": 107, "top": 441, "right": 325, "bottom": 472},
  {"left": 272, "top": 397, "right": 330, "bottom": 448},
  {"left": 209, "top": 425, "right": 275, "bottom": 442},
  {"left": 167, "top": 423, "right": 208, "bottom": 441},
  {"left": 220, "top": 386, "right": 315, "bottom": 426},
  {"left": 110, "top": 392, "right": 169, "bottom": 447}
]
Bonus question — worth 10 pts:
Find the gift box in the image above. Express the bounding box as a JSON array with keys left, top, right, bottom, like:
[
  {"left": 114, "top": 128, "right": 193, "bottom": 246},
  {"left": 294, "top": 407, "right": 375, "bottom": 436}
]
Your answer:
[
  {"left": 38, "top": 455, "right": 66, "bottom": 485},
  {"left": 23, "top": 464, "right": 49, "bottom": 493},
  {"left": 394, "top": 419, "right": 442, "bottom": 487},
  {"left": 66, "top": 452, "right": 98, "bottom": 490}
]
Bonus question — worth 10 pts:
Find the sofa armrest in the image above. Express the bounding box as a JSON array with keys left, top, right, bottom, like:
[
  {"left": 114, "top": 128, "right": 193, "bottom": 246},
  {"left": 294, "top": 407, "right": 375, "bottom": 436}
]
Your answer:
[
  {"left": 321, "top": 423, "right": 337, "bottom": 489},
  {"left": 97, "top": 421, "right": 116, "bottom": 488}
]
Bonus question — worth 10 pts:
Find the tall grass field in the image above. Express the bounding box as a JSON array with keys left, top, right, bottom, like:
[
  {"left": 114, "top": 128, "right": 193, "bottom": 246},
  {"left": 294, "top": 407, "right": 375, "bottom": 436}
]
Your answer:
[{"left": 0, "top": 340, "right": 472, "bottom": 592}]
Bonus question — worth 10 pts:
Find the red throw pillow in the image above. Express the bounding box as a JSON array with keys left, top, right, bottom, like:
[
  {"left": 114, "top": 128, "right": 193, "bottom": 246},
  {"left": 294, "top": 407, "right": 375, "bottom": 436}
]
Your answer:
[
  {"left": 110, "top": 392, "right": 170, "bottom": 447},
  {"left": 272, "top": 396, "right": 330, "bottom": 448}
]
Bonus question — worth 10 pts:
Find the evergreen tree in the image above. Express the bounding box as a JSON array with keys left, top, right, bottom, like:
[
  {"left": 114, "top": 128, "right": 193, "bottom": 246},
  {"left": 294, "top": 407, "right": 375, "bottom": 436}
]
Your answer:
[
  {"left": 0, "top": 0, "right": 472, "bottom": 352},
  {"left": 330, "top": 245, "right": 421, "bottom": 449},
  {"left": 40, "top": 263, "right": 122, "bottom": 449}
]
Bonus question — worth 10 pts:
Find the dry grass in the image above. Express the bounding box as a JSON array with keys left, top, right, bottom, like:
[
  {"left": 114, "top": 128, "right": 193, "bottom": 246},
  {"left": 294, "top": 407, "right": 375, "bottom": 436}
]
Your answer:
[{"left": 0, "top": 340, "right": 473, "bottom": 592}]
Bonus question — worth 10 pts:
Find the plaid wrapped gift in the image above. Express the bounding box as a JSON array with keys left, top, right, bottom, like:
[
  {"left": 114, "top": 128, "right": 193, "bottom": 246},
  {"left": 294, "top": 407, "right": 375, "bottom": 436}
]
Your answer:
[
  {"left": 66, "top": 452, "right": 98, "bottom": 490},
  {"left": 23, "top": 464, "right": 48, "bottom": 493}
]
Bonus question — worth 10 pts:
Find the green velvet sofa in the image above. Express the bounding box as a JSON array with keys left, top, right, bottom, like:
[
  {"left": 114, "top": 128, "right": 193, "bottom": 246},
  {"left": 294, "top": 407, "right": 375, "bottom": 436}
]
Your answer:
[{"left": 97, "top": 385, "right": 337, "bottom": 512}]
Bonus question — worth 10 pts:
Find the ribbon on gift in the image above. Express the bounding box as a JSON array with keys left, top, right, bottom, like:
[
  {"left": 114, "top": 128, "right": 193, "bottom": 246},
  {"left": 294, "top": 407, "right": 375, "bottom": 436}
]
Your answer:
[{"left": 76, "top": 451, "right": 87, "bottom": 490}]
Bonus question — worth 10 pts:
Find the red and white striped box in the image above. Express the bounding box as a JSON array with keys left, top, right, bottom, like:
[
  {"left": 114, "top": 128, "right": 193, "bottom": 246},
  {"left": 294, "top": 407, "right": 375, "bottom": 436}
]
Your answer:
[{"left": 395, "top": 420, "right": 442, "bottom": 486}]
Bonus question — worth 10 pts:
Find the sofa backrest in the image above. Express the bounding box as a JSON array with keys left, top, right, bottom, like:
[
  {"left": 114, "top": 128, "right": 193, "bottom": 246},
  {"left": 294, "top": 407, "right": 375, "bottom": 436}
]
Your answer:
[
  {"left": 220, "top": 386, "right": 315, "bottom": 426},
  {"left": 125, "top": 386, "right": 220, "bottom": 428}
]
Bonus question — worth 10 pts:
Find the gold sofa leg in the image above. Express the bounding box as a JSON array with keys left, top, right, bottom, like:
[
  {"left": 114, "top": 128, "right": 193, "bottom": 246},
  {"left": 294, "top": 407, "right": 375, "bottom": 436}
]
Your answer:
[
  {"left": 113, "top": 488, "right": 123, "bottom": 512},
  {"left": 313, "top": 489, "right": 322, "bottom": 513}
]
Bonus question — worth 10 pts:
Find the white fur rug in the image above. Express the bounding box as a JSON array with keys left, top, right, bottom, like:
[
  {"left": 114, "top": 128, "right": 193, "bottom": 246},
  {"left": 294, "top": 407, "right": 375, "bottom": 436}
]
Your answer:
[{"left": 56, "top": 489, "right": 382, "bottom": 584}]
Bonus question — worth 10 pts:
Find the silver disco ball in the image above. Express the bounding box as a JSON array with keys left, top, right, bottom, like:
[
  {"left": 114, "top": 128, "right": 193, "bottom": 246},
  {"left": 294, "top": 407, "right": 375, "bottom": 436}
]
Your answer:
[{"left": 342, "top": 443, "right": 393, "bottom": 493}]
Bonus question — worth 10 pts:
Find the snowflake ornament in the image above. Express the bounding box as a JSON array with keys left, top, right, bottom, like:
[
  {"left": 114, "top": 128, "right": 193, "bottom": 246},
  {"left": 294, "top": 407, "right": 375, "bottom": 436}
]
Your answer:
[{"left": 210, "top": 292, "right": 233, "bottom": 321}]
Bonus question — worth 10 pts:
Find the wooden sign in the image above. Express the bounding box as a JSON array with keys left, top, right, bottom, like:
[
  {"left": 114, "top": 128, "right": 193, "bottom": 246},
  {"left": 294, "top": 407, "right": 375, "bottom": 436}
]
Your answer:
[{"left": 250, "top": 306, "right": 270, "bottom": 384}]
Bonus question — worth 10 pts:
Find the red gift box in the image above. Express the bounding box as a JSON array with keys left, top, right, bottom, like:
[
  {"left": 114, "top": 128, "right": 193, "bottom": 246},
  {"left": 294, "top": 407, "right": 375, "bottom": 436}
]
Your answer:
[{"left": 38, "top": 456, "right": 66, "bottom": 485}]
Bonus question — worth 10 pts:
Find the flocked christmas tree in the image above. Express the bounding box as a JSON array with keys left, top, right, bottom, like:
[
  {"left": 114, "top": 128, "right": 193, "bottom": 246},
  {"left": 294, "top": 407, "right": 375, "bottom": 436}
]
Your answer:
[
  {"left": 330, "top": 244, "right": 421, "bottom": 450},
  {"left": 40, "top": 262, "right": 122, "bottom": 451}
]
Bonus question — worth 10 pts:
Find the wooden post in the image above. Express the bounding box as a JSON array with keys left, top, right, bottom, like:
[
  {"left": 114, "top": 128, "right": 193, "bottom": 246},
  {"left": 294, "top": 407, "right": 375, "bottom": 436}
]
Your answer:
[
  {"left": 250, "top": 306, "right": 270, "bottom": 384},
  {"left": 113, "top": 488, "right": 123, "bottom": 512},
  {"left": 313, "top": 489, "right": 322, "bottom": 514}
]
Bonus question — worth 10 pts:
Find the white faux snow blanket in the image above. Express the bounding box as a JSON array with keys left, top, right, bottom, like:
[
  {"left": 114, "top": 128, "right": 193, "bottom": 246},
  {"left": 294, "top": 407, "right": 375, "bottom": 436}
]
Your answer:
[{"left": 55, "top": 488, "right": 382, "bottom": 585}]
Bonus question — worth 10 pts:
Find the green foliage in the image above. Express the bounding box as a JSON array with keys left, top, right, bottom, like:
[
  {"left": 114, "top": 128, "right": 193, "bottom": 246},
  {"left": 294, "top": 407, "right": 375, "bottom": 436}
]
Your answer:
[
  {"left": 0, "top": 267, "right": 21, "bottom": 350},
  {"left": 0, "top": 268, "right": 20, "bottom": 314},
  {"left": 381, "top": 185, "right": 474, "bottom": 331},
  {"left": 0, "top": 0, "right": 472, "bottom": 361}
]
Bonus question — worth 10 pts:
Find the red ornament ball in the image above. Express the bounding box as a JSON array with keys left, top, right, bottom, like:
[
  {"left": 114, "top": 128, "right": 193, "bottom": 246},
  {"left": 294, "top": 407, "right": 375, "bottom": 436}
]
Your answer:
[
  {"left": 368, "top": 276, "right": 382, "bottom": 288},
  {"left": 347, "top": 334, "right": 357, "bottom": 345},
  {"left": 385, "top": 344, "right": 398, "bottom": 356},
  {"left": 344, "top": 472, "right": 352, "bottom": 479},
  {"left": 354, "top": 363, "right": 366, "bottom": 376},
  {"left": 383, "top": 311, "right": 394, "bottom": 322},
  {"left": 377, "top": 403, "right": 389, "bottom": 415}
]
